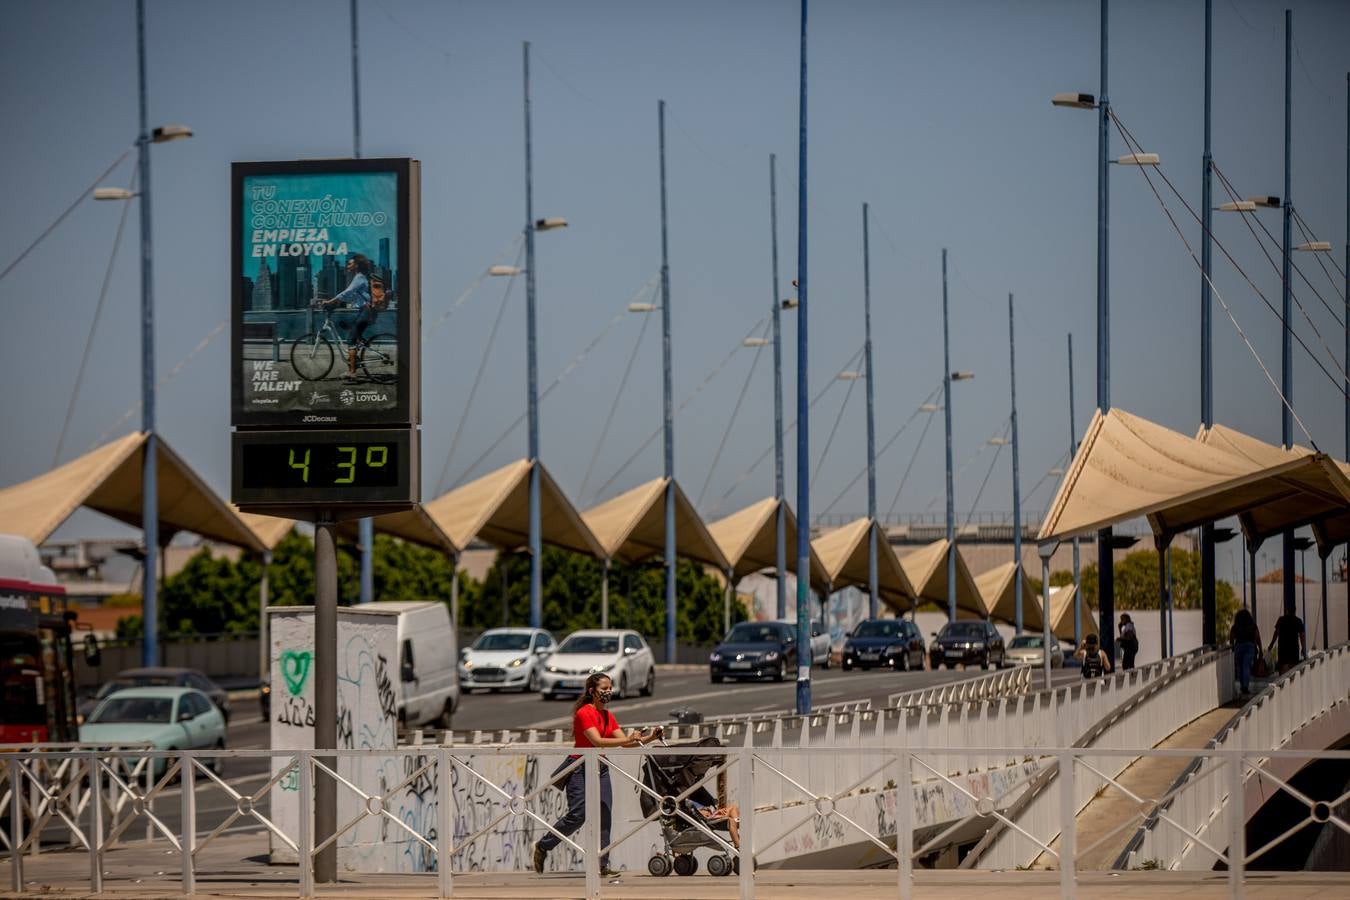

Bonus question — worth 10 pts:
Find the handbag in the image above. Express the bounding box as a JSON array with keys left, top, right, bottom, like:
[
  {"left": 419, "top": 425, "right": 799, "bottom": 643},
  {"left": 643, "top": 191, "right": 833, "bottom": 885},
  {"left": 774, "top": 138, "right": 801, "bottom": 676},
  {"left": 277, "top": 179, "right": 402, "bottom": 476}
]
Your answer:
[{"left": 1252, "top": 652, "right": 1270, "bottom": 679}]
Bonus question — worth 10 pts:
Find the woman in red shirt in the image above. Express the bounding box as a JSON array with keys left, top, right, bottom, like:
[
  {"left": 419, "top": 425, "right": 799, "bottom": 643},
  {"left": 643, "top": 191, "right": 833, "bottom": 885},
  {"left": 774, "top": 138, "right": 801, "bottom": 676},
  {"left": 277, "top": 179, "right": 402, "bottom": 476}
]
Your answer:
[{"left": 532, "top": 672, "right": 662, "bottom": 875}]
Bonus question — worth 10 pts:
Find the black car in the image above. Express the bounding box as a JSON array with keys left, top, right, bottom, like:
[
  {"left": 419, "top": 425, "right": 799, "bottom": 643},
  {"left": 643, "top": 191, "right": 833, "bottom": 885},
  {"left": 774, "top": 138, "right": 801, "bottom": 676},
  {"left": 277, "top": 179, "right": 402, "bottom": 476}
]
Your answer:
[
  {"left": 928, "top": 621, "right": 1006, "bottom": 670},
  {"left": 81, "top": 667, "right": 231, "bottom": 723},
  {"left": 709, "top": 621, "right": 800, "bottom": 683},
  {"left": 842, "top": 619, "right": 926, "bottom": 671}
]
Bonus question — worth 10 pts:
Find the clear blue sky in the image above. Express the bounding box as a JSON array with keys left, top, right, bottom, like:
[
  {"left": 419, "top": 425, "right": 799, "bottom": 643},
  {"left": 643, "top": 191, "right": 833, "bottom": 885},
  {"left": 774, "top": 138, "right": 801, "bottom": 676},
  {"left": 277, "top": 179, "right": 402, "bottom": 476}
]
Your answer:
[{"left": 2, "top": 1, "right": 1347, "bottom": 585}]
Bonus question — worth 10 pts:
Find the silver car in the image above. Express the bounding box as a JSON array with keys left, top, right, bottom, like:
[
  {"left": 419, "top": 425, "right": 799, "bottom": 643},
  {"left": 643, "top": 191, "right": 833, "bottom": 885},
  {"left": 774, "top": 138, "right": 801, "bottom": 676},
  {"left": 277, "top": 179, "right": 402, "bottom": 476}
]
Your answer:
[
  {"left": 1005, "top": 634, "right": 1065, "bottom": 668},
  {"left": 458, "top": 628, "right": 556, "bottom": 693}
]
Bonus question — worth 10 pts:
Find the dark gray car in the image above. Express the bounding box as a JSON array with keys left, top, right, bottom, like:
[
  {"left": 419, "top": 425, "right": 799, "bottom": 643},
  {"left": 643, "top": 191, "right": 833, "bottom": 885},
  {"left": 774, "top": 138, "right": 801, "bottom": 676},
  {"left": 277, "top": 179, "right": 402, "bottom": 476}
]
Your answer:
[{"left": 81, "top": 667, "right": 231, "bottom": 723}]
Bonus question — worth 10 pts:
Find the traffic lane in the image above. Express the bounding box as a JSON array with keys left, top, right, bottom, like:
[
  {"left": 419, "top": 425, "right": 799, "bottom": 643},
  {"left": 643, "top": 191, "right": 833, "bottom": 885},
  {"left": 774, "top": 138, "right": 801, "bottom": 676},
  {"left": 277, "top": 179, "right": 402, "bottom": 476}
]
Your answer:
[{"left": 450, "top": 665, "right": 1035, "bottom": 733}]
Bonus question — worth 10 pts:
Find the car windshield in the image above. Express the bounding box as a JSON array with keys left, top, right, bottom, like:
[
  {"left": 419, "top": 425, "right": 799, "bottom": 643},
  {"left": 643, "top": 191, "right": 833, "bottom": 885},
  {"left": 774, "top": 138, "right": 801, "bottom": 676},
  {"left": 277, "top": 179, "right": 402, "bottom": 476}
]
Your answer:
[
  {"left": 854, "top": 621, "right": 902, "bottom": 638},
  {"left": 557, "top": 636, "right": 619, "bottom": 655},
  {"left": 89, "top": 696, "right": 173, "bottom": 724},
  {"left": 724, "top": 623, "right": 785, "bottom": 644},
  {"left": 941, "top": 623, "right": 986, "bottom": 638},
  {"left": 1009, "top": 636, "right": 1045, "bottom": 649},
  {"left": 472, "top": 632, "right": 532, "bottom": 651},
  {"left": 96, "top": 674, "right": 177, "bottom": 699}
]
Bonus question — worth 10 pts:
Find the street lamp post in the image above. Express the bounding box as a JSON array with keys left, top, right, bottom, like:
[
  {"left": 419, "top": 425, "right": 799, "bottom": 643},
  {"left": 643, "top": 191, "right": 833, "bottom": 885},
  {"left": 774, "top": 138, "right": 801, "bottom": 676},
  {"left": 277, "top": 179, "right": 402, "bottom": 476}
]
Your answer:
[
  {"left": 794, "top": 0, "right": 811, "bottom": 715},
  {"left": 940, "top": 250, "right": 973, "bottom": 623},
  {"left": 1008, "top": 293, "right": 1023, "bottom": 634},
  {"left": 1067, "top": 333, "right": 1082, "bottom": 645},
  {"left": 658, "top": 100, "right": 677, "bottom": 666},
  {"left": 862, "top": 203, "right": 878, "bottom": 620},
  {"left": 1280, "top": 10, "right": 1296, "bottom": 622},
  {"left": 1052, "top": 0, "right": 1157, "bottom": 664},
  {"left": 518, "top": 43, "right": 569, "bottom": 630},
  {"left": 942, "top": 249, "right": 954, "bottom": 623},
  {"left": 113, "top": 1, "right": 193, "bottom": 668},
  {"left": 770, "top": 154, "right": 787, "bottom": 621},
  {"left": 1200, "top": 0, "right": 1217, "bottom": 647}
]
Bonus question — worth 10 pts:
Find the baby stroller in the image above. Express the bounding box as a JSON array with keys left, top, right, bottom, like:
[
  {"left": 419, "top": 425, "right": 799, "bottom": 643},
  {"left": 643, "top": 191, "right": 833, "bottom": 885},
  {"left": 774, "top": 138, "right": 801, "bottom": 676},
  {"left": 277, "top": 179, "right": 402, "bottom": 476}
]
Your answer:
[{"left": 640, "top": 737, "right": 739, "bottom": 877}]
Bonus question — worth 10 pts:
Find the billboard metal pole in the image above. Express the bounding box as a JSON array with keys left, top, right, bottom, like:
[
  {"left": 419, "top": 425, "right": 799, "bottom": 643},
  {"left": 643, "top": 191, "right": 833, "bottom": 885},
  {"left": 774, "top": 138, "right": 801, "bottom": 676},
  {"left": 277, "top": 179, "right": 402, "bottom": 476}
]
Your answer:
[
  {"left": 794, "top": 0, "right": 812, "bottom": 715},
  {"left": 1096, "top": 0, "right": 1116, "bottom": 664},
  {"left": 314, "top": 514, "right": 338, "bottom": 882},
  {"left": 135, "top": 0, "right": 159, "bottom": 668},
  {"left": 352, "top": 0, "right": 374, "bottom": 605}
]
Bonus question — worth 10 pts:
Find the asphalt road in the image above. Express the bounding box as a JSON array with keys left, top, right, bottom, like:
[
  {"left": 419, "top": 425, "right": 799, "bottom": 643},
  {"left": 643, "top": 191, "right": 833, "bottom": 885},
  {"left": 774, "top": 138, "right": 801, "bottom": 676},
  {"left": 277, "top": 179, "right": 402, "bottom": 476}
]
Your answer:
[{"left": 448, "top": 664, "right": 1084, "bottom": 733}]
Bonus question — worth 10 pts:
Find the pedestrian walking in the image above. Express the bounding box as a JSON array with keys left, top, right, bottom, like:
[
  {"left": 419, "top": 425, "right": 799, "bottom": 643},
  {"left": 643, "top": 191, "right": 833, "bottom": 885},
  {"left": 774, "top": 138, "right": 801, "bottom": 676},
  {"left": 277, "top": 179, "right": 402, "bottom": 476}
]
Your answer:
[
  {"left": 533, "top": 672, "right": 662, "bottom": 876},
  {"left": 1117, "top": 613, "right": 1139, "bottom": 670},
  {"left": 1269, "top": 609, "right": 1306, "bottom": 675},
  {"left": 1230, "top": 608, "right": 1260, "bottom": 696},
  {"left": 1075, "top": 633, "right": 1112, "bottom": 679}
]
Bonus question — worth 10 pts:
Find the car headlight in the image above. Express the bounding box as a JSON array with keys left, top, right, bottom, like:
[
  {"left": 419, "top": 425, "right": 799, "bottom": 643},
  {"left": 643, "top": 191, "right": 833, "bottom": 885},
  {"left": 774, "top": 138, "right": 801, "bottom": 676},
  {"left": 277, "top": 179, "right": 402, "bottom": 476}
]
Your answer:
[
  {"left": 763, "top": 651, "right": 780, "bottom": 661},
  {"left": 461, "top": 660, "right": 474, "bottom": 669},
  {"left": 709, "top": 652, "right": 722, "bottom": 662},
  {"left": 509, "top": 657, "right": 528, "bottom": 668},
  {"left": 970, "top": 642, "right": 985, "bottom": 650},
  {"left": 590, "top": 664, "right": 615, "bottom": 674},
  {"left": 546, "top": 665, "right": 559, "bottom": 673}
]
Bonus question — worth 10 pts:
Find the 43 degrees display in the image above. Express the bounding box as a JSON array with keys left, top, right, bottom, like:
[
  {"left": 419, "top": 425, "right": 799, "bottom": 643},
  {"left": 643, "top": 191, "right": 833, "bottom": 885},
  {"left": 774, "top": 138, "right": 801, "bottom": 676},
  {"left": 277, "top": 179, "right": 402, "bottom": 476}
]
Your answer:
[{"left": 231, "top": 428, "right": 415, "bottom": 511}]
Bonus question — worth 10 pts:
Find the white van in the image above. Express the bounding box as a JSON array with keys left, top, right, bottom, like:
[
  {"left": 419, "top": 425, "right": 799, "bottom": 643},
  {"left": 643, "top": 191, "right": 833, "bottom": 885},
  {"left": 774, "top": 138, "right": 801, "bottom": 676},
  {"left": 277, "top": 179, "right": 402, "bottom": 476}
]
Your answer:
[{"left": 358, "top": 601, "right": 459, "bottom": 728}]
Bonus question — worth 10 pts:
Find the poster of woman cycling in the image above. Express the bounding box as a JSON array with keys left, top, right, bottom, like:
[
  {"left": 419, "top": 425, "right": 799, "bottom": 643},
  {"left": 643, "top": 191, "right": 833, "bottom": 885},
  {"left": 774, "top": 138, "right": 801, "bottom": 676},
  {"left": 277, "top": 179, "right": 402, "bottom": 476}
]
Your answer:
[{"left": 230, "top": 158, "right": 420, "bottom": 428}]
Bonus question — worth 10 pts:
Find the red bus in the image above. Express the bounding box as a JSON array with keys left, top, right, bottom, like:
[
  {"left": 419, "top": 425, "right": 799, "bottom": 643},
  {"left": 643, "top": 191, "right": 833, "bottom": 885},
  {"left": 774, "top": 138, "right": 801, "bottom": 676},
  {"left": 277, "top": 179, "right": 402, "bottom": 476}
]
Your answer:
[{"left": 0, "top": 534, "right": 80, "bottom": 743}]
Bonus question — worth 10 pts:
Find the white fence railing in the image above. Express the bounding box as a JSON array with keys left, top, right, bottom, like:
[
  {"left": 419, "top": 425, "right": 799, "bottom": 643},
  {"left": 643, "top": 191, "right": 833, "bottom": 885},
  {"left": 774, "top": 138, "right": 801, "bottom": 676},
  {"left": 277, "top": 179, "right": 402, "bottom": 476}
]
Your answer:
[
  {"left": 1127, "top": 642, "right": 1350, "bottom": 870},
  {"left": 3, "top": 743, "right": 1347, "bottom": 900},
  {"left": 966, "top": 645, "right": 1235, "bottom": 869}
]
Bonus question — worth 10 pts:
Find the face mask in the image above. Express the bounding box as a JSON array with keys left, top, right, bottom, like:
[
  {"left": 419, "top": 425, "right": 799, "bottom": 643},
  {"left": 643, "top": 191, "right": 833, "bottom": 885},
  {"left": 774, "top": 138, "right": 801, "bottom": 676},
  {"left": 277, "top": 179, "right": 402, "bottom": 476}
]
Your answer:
[{"left": 596, "top": 689, "right": 614, "bottom": 704}]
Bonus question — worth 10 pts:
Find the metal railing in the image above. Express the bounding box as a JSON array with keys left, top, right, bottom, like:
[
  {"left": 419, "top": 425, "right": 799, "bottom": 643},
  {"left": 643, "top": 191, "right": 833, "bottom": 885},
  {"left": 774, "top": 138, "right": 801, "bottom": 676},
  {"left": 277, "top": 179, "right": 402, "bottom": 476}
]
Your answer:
[
  {"left": 965, "top": 645, "right": 1235, "bottom": 870},
  {"left": 1124, "top": 641, "right": 1350, "bottom": 870},
  {"left": 4, "top": 742, "right": 1347, "bottom": 900}
]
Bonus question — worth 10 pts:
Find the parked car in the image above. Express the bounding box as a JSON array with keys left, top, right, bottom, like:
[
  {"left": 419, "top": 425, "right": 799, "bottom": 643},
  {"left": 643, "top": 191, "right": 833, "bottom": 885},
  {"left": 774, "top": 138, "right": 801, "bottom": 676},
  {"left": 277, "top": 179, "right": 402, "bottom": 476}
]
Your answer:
[
  {"left": 78, "top": 686, "right": 226, "bottom": 774},
  {"left": 842, "top": 618, "right": 926, "bottom": 671},
  {"left": 709, "top": 621, "right": 801, "bottom": 683},
  {"left": 928, "top": 621, "right": 1007, "bottom": 669},
  {"left": 81, "top": 667, "right": 230, "bottom": 724},
  {"left": 359, "top": 600, "right": 459, "bottom": 728},
  {"left": 538, "top": 630, "right": 655, "bottom": 700},
  {"left": 458, "top": 627, "right": 556, "bottom": 693},
  {"left": 774, "top": 619, "right": 831, "bottom": 668},
  {"left": 1006, "top": 634, "right": 1065, "bottom": 668}
]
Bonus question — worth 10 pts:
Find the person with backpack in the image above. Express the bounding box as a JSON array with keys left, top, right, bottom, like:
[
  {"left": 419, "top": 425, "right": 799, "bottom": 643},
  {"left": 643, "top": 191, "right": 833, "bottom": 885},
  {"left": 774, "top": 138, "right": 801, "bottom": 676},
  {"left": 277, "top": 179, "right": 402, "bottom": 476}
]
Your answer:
[
  {"left": 533, "top": 672, "right": 662, "bottom": 876},
  {"left": 1075, "top": 633, "right": 1112, "bottom": 679}
]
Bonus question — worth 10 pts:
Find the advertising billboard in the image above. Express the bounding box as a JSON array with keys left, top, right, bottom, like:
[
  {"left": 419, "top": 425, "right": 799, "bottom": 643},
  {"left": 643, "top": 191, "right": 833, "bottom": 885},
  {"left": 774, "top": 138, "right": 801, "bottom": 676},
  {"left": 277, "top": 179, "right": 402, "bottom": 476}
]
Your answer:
[{"left": 231, "top": 158, "right": 419, "bottom": 428}]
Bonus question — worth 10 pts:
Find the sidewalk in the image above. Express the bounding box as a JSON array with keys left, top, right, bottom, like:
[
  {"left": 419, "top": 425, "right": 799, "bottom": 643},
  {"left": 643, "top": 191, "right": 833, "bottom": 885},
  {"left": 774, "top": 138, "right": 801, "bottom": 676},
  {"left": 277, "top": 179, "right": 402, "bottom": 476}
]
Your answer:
[{"left": 3, "top": 835, "right": 1345, "bottom": 899}]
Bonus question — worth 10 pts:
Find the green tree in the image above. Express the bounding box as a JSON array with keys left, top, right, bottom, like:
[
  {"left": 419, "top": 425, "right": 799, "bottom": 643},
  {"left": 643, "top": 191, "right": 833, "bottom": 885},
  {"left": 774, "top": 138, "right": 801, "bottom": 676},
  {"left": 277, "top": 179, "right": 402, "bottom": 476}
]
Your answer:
[
  {"left": 461, "top": 547, "right": 741, "bottom": 645},
  {"left": 1055, "top": 548, "right": 1238, "bottom": 641}
]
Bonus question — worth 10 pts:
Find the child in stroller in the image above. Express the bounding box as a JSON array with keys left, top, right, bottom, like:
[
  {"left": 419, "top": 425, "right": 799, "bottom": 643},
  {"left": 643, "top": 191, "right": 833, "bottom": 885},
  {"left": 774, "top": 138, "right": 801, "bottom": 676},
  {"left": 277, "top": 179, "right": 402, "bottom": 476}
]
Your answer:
[{"left": 639, "top": 737, "right": 741, "bottom": 877}]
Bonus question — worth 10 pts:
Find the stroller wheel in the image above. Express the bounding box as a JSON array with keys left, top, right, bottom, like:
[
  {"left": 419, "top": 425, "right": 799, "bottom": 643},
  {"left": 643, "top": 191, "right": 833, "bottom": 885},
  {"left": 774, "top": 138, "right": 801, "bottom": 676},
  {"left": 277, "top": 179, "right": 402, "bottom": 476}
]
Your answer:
[
  {"left": 706, "top": 854, "right": 731, "bottom": 877},
  {"left": 673, "top": 853, "right": 698, "bottom": 876},
  {"left": 647, "top": 855, "right": 671, "bottom": 877}
]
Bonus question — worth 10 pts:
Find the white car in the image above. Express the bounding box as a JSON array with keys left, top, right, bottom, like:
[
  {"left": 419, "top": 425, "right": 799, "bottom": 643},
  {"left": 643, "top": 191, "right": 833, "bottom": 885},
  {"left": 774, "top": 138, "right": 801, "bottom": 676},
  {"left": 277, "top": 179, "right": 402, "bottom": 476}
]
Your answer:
[
  {"left": 538, "top": 629, "right": 656, "bottom": 701},
  {"left": 773, "top": 619, "right": 832, "bottom": 667},
  {"left": 458, "top": 628, "right": 556, "bottom": 693}
]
